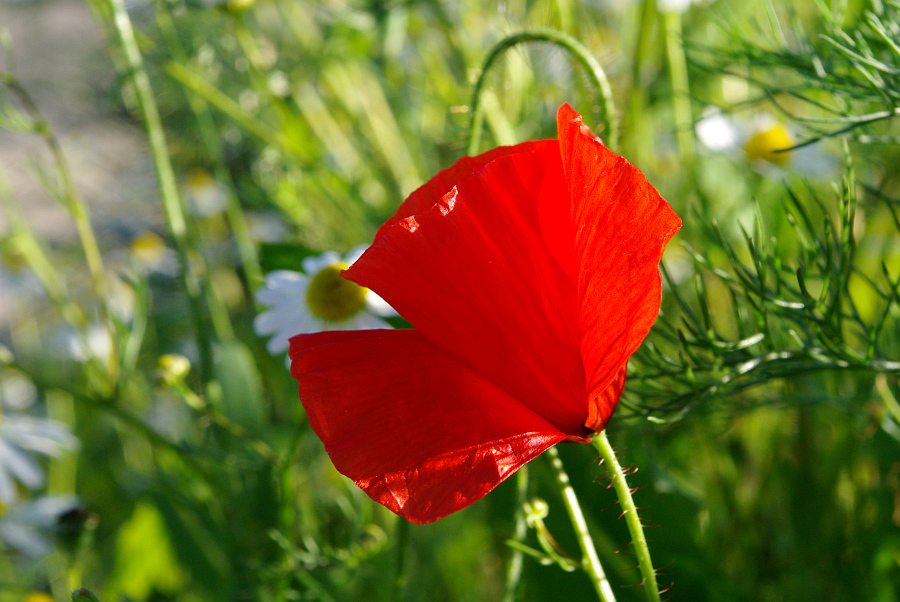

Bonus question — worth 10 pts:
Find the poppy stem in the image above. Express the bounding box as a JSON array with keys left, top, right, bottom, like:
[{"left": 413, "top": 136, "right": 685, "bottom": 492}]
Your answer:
[
  {"left": 467, "top": 29, "right": 618, "bottom": 155},
  {"left": 545, "top": 446, "right": 617, "bottom": 602},
  {"left": 592, "top": 431, "right": 661, "bottom": 602}
]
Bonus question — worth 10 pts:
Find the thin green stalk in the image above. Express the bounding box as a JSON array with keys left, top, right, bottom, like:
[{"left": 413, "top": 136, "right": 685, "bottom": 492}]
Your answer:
[
  {"left": 1, "top": 73, "right": 120, "bottom": 384},
  {"left": 661, "top": 8, "right": 696, "bottom": 174},
  {"left": 876, "top": 373, "right": 900, "bottom": 426},
  {"left": 467, "top": 29, "right": 618, "bottom": 155},
  {"left": 389, "top": 517, "right": 410, "bottom": 602},
  {"left": 623, "top": 0, "right": 658, "bottom": 166},
  {"left": 545, "top": 446, "right": 617, "bottom": 602},
  {"left": 93, "top": 0, "right": 224, "bottom": 379},
  {"left": 164, "top": 61, "right": 283, "bottom": 149},
  {"left": 0, "top": 192, "right": 86, "bottom": 330},
  {"left": 0, "top": 77, "right": 106, "bottom": 293},
  {"left": 592, "top": 431, "right": 660, "bottom": 602},
  {"left": 502, "top": 466, "right": 529, "bottom": 602},
  {"left": 154, "top": 2, "right": 263, "bottom": 289}
]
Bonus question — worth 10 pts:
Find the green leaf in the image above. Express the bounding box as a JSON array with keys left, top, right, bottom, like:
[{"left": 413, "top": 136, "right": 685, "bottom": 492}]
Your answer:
[
  {"left": 213, "top": 340, "right": 266, "bottom": 435},
  {"left": 107, "top": 502, "right": 188, "bottom": 601}
]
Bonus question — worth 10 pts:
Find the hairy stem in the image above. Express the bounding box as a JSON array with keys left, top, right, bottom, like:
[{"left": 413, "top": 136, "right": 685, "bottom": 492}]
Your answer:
[{"left": 592, "top": 431, "right": 660, "bottom": 602}]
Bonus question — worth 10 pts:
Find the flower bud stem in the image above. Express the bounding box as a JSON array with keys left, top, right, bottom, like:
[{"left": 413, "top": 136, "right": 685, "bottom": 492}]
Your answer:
[
  {"left": 592, "top": 430, "right": 661, "bottom": 602},
  {"left": 546, "top": 446, "right": 617, "bottom": 602},
  {"left": 468, "top": 30, "right": 618, "bottom": 155}
]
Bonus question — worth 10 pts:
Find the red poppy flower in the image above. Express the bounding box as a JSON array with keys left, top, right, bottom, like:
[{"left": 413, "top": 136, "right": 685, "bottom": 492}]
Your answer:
[{"left": 289, "top": 104, "right": 681, "bottom": 524}]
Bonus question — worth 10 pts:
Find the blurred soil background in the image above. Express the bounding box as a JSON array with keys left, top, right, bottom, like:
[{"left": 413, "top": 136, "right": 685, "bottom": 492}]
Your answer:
[{"left": 0, "top": 0, "right": 158, "bottom": 328}]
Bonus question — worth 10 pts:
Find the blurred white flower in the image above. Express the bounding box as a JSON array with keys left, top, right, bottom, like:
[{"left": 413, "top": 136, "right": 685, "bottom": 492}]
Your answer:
[
  {"left": 130, "top": 230, "right": 178, "bottom": 275},
  {"left": 695, "top": 108, "right": 837, "bottom": 176},
  {"left": 695, "top": 111, "right": 741, "bottom": 151},
  {"left": 657, "top": 0, "right": 695, "bottom": 12},
  {"left": 245, "top": 210, "right": 288, "bottom": 243},
  {"left": 0, "top": 400, "right": 78, "bottom": 505},
  {"left": 741, "top": 117, "right": 795, "bottom": 166},
  {"left": 0, "top": 373, "right": 38, "bottom": 412},
  {"left": 65, "top": 325, "right": 115, "bottom": 364},
  {"left": 254, "top": 245, "right": 396, "bottom": 357},
  {"left": 0, "top": 495, "right": 82, "bottom": 557},
  {"left": 184, "top": 169, "right": 227, "bottom": 217}
]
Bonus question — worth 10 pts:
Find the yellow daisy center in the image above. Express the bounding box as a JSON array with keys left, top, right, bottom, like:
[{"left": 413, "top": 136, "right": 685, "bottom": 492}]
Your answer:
[
  {"left": 131, "top": 231, "right": 167, "bottom": 266},
  {"left": 306, "top": 262, "right": 369, "bottom": 322},
  {"left": 743, "top": 124, "right": 794, "bottom": 166}
]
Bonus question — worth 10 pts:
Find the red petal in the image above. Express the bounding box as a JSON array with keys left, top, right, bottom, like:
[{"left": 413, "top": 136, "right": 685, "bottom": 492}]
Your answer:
[
  {"left": 557, "top": 104, "right": 682, "bottom": 432},
  {"left": 345, "top": 143, "right": 593, "bottom": 436},
  {"left": 374, "top": 142, "right": 543, "bottom": 240},
  {"left": 290, "top": 329, "right": 566, "bottom": 524}
]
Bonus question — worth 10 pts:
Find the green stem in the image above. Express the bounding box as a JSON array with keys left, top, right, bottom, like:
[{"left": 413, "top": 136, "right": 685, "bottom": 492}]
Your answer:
[
  {"left": 592, "top": 431, "right": 660, "bottom": 602},
  {"left": 545, "top": 446, "right": 617, "bottom": 602},
  {"left": 0, "top": 74, "right": 120, "bottom": 385},
  {"left": 661, "top": 8, "right": 696, "bottom": 173},
  {"left": 467, "top": 29, "right": 618, "bottom": 155},
  {"left": 622, "top": 0, "right": 658, "bottom": 166},
  {"left": 389, "top": 516, "right": 410, "bottom": 602},
  {"left": 94, "top": 0, "right": 222, "bottom": 379},
  {"left": 154, "top": 2, "right": 263, "bottom": 290},
  {"left": 502, "top": 466, "right": 529, "bottom": 602}
]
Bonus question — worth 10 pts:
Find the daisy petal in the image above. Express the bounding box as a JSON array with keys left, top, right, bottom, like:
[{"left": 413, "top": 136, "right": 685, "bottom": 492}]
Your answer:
[
  {"left": 364, "top": 291, "right": 398, "bottom": 317},
  {"left": 289, "top": 329, "right": 567, "bottom": 524},
  {"left": 0, "top": 439, "right": 43, "bottom": 490},
  {"left": 0, "top": 453, "right": 17, "bottom": 505},
  {"left": 302, "top": 251, "right": 341, "bottom": 275},
  {"left": 345, "top": 244, "right": 369, "bottom": 266},
  {"left": 255, "top": 271, "right": 308, "bottom": 306},
  {"left": 557, "top": 103, "right": 682, "bottom": 431},
  {"left": 345, "top": 143, "right": 591, "bottom": 436}
]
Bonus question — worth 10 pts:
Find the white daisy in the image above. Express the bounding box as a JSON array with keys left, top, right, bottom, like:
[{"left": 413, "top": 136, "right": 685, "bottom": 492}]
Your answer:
[
  {"left": 253, "top": 245, "right": 396, "bottom": 357},
  {"left": 695, "top": 108, "right": 837, "bottom": 176},
  {"left": 0, "top": 414, "right": 78, "bottom": 505},
  {"left": 0, "top": 495, "right": 83, "bottom": 557},
  {"left": 695, "top": 110, "right": 741, "bottom": 152},
  {"left": 0, "top": 375, "right": 78, "bottom": 506}
]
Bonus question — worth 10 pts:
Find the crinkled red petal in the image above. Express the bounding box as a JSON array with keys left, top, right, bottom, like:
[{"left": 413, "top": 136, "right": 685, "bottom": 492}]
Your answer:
[
  {"left": 289, "top": 329, "right": 567, "bottom": 524},
  {"left": 374, "top": 142, "right": 543, "bottom": 240},
  {"left": 345, "top": 143, "right": 593, "bottom": 436},
  {"left": 556, "top": 103, "right": 682, "bottom": 432}
]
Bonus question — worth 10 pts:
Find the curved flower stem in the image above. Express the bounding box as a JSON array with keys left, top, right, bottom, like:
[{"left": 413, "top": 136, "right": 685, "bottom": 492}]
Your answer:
[
  {"left": 592, "top": 431, "right": 660, "bottom": 602},
  {"left": 545, "top": 446, "right": 617, "bottom": 602},
  {"left": 467, "top": 29, "right": 618, "bottom": 155}
]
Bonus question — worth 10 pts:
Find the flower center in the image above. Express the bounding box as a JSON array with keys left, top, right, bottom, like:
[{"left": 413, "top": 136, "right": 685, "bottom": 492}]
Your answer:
[
  {"left": 743, "top": 124, "right": 794, "bottom": 166},
  {"left": 306, "top": 263, "right": 368, "bottom": 322}
]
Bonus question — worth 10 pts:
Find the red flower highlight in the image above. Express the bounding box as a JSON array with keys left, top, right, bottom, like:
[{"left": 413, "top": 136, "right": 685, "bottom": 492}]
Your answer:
[{"left": 289, "top": 104, "right": 682, "bottom": 524}]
